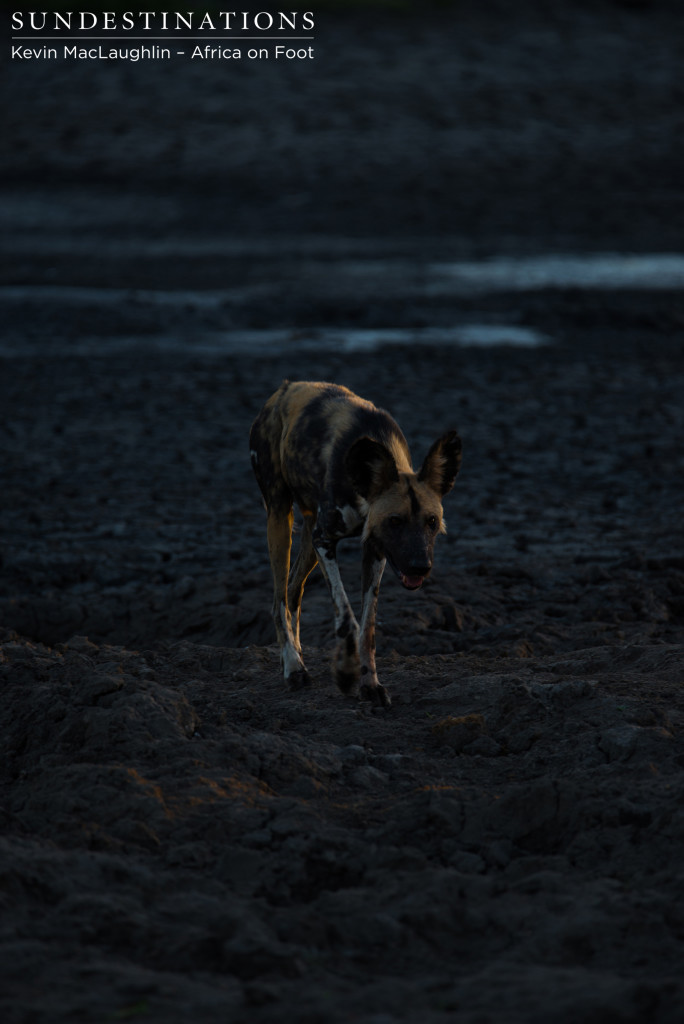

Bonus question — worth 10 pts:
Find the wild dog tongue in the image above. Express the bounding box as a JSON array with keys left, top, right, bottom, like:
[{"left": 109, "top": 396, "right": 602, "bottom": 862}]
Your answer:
[{"left": 401, "top": 574, "right": 424, "bottom": 590}]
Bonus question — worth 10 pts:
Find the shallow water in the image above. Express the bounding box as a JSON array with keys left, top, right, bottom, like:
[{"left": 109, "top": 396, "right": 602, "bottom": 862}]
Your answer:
[
  {"left": 423, "top": 254, "right": 684, "bottom": 294},
  {"left": 3, "top": 252, "right": 683, "bottom": 356},
  {"left": 0, "top": 326, "right": 550, "bottom": 357}
]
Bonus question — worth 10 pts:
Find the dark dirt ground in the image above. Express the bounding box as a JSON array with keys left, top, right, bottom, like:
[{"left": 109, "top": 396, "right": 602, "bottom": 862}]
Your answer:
[{"left": 2, "top": 2, "right": 684, "bottom": 1021}]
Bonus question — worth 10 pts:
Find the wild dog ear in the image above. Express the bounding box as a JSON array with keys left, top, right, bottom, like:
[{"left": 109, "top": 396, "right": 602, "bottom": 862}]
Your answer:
[
  {"left": 345, "top": 436, "right": 399, "bottom": 500},
  {"left": 418, "top": 430, "right": 462, "bottom": 496}
]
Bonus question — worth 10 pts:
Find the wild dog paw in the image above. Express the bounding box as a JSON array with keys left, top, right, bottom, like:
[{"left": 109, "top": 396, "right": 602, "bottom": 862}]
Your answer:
[
  {"left": 359, "top": 682, "right": 392, "bottom": 708},
  {"left": 287, "top": 668, "right": 312, "bottom": 691}
]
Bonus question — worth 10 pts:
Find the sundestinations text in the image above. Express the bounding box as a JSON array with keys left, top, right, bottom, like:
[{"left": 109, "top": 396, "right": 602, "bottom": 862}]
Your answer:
[{"left": 11, "top": 10, "right": 315, "bottom": 31}]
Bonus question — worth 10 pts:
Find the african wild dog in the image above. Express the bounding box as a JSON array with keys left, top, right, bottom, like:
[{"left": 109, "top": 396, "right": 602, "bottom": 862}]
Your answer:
[{"left": 249, "top": 381, "right": 462, "bottom": 707}]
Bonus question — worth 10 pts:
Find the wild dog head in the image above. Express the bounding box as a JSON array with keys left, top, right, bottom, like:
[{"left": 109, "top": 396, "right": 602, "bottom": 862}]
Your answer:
[{"left": 345, "top": 431, "right": 462, "bottom": 590}]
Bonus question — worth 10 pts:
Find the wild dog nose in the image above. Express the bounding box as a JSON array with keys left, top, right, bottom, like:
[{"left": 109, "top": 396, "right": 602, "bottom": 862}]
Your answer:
[{"left": 408, "top": 560, "right": 431, "bottom": 577}]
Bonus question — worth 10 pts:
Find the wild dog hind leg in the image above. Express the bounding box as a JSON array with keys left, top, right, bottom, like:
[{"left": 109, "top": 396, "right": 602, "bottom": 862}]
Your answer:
[
  {"left": 266, "top": 504, "right": 311, "bottom": 689},
  {"left": 287, "top": 511, "right": 317, "bottom": 655}
]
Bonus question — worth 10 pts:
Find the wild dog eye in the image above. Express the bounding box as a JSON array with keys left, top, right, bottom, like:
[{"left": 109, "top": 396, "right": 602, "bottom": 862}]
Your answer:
[
  {"left": 388, "top": 515, "right": 404, "bottom": 530},
  {"left": 426, "top": 515, "right": 439, "bottom": 531}
]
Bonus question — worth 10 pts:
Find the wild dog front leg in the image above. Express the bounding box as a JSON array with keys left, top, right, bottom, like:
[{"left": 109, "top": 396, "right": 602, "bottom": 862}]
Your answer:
[
  {"left": 313, "top": 529, "right": 361, "bottom": 694},
  {"left": 267, "top": 506, "right": 311, "bottom": 690},
  {"left": 358, "top": 546, "right": 391, "bottom": 708}
]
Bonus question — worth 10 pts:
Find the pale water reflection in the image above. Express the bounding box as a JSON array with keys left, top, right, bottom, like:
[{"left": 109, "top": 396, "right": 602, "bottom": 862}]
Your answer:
[
  {"left": 2, "top": 251, "right": 683, "bottom": 355},
  {"left": 423, "top": 254, "right": 684, "bottom": 294}
]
